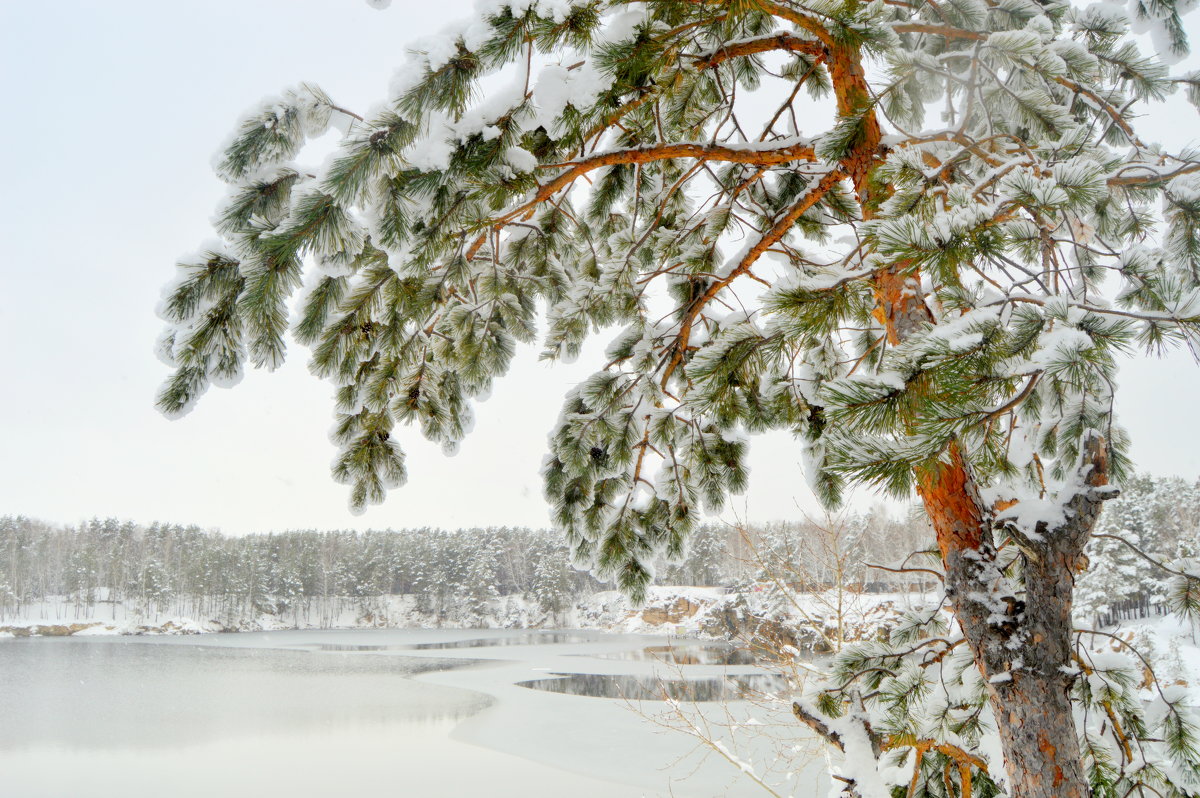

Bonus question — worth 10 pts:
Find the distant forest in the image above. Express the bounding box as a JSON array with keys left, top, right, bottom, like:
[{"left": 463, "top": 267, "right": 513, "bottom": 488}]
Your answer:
[
  {"left": 2, "top": 473, "right": 1195, "bottom": 628},
  {"left": 0, "top": 509, "right": 928, "bottom": 626}
]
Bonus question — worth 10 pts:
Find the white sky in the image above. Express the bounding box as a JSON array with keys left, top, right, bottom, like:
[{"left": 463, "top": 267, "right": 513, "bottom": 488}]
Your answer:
[{"left": 2, "top": 0, "right": 1200, "bottom": 536}]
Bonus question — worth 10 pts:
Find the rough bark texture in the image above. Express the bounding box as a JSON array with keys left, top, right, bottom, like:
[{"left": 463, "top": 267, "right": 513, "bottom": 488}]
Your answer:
[
  {"left": 985, "top": 439, "right": 1110, "bottom": 796},
  {"left": 823, "top": 36, "right": 1109, "bottom": 796},
  {"left": 982, "top": 555, "right": 1088, "bottom": 798},
  {"left": 875, "top": 256, "right": 1107, "bottom": 798}
]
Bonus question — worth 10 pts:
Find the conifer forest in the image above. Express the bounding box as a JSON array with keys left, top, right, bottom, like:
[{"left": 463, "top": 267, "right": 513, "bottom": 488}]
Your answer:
[{"left": 6, "top": 0, "right": 1200, "bottom": 795}]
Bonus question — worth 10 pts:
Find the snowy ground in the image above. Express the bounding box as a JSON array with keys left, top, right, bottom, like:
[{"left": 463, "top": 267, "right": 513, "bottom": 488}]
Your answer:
[
  {"left": 1099, "top": 614, "right": 1200, "bottom": 690},
  {"left": 4, "top": 587, "right": 1196, "bottom": 706},
  {"left": 0, "top": 585, "right": 930, "bottom": 638}
]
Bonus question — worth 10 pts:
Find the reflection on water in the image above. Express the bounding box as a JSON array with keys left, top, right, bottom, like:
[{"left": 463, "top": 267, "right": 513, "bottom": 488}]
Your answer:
[
  {"left": 0, "top": 638, "right": 487, "bottom": 750},
  {"left": 409, "top": 632, "right": 596, "bottom": 649},
  {"left": 518, "top": 672, "right": 788, "bottom": 702},
  {"left": 588, "top": 644, "right": 756, "bottom": 665}
]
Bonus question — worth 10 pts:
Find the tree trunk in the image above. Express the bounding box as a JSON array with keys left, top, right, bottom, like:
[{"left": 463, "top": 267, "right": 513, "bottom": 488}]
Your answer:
[
  {"left": 878, "top": 267, "right": 1105, "bottom": 798},
  {"left": 933, "top": 489, "right": 1088, "bottom": 798},
  {"left": 849, "top": 87, "right": 1094, "bottom": 798},
  {"left": 985, "top": 617, "right": 1087, "bottom": 798},
  {"left": 909, "top": 383, "right": 1110, "bottom": 798},
  {"left": 813, "top": 32, "right": 1118, "bottom": 798}
]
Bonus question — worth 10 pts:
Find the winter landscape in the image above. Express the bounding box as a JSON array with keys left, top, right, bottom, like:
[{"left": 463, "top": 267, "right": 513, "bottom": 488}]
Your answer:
[{"left": 6, "top": 0, "right": 1200, "bottom": 796}]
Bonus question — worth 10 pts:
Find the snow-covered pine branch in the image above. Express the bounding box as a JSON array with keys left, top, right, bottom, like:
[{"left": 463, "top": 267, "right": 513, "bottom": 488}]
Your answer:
[{"left": 157, "top": 1, "right": 1200, "bottom": 795}]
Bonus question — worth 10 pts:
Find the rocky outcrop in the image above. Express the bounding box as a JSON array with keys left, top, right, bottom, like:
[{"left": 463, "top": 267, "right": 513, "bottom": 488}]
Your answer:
[{"left": 639, "top": 596, "right": 703, "bottom": 625}]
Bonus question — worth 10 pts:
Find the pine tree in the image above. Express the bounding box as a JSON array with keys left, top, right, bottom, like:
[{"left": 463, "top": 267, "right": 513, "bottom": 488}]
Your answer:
[
  {"left": 1076, "top": 475, "right": 1155, "bottom": 625},
  {"left": 156, "top": 1, "right": 1200, "bottom": 795},
  {"left": 531, "top": 543, "right": 573, "bottom": 621},
  {"left": 1076, "top": 472, "right": 1200, "bottom": 628}
]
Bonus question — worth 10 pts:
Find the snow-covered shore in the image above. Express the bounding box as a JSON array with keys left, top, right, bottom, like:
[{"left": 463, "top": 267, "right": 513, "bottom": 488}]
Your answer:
[
  {"left": 0, "top": 586, "right": 917, "bottom": 644},
  {"left": 6, "top": 586, "right": 1196, "bottom": 696}
]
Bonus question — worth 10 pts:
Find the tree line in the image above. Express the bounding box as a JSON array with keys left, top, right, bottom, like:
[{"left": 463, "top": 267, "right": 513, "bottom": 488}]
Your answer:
[
  {"left": 0, "top": 507, "right": 928, "bottom": 626},
  {"left": 3, "top": 473, "right": 1193, "bottom": 630}
]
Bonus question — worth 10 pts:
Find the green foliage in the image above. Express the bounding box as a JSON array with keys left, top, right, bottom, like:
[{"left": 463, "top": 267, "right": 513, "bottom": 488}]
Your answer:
[
  {"left": 159, "top": 0, "right": 1200, "bottom": 631},
  {"left": 1167, "top": 559, "right": 1200, "bottom": 623}
]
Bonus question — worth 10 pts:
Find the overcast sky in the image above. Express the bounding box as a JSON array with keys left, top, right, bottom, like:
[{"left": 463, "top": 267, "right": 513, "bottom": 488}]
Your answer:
[{"left": 3, "top": 1, "right": 1200, "bottom": 536}]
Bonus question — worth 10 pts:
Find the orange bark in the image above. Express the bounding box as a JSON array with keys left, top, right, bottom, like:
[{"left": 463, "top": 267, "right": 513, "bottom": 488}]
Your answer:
[
  {"left": 660, "top": 169, "right": 844, "bottom": 386},
  {"left": 817, "top": 17, "right": 1092, "bottom": 798},
  {"left": 919, "top": 445, "right": 987, "bottom": 562},
  {"left": 872, "top": 249, "right": 985, "bottom": 561},
  {"left": 826, "top": 42, "right": 884, "bottom": 195},
  {"left": 468, "top": 139, "right": 820, "bottom": 260},
  {"left": 690, "top": 32, "right": 825, "bottom": 70}
]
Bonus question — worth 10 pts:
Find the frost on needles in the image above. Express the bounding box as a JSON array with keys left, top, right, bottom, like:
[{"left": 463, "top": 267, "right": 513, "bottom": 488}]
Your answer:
[{"left": 156, "top": 1, "right": 1200, "bottom": 796}]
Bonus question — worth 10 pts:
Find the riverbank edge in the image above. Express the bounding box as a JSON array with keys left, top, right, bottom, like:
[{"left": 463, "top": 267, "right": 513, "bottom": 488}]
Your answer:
[{"left": 0, "top": 585, "right": 919, "bottom": 649}]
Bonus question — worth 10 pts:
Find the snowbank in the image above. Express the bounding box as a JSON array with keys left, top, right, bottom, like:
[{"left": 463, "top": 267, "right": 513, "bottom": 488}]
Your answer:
[{"left": 0, "top": 586, "right": 923, "bottom": 647}]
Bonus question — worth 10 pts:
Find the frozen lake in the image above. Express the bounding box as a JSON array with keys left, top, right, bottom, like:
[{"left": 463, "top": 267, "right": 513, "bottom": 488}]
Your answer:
[{"left": 0, "top": 629, "right": 828, "bottom": 797}]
